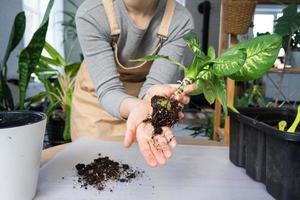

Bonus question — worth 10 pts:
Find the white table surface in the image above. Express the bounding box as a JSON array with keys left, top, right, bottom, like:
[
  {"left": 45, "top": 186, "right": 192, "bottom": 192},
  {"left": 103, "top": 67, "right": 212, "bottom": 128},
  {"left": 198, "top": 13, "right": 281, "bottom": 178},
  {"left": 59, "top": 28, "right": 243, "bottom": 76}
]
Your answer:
[{"left": 35, "top": 138, "right": 274, "bottom": 200}]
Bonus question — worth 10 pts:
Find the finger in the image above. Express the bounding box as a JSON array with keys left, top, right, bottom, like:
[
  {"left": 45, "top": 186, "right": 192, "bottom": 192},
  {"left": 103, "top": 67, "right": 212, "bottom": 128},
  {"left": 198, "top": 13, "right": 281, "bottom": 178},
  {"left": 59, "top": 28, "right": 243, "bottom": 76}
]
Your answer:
[
  {"left": 183, "top": 84, "right": 197, "bottom": 94},
  {"left": 182, "top": 96, "right": 190, "bottom": 105},
  {"left": 149, "top": 137, "right": 167, "bottom": 165},
  {"left": 161, "top": 85, "right": 176, "bottom": 97},
  {"left": 175, "top": 95, "right": 190, "bottom": 105},
  {"left": 155, "top": 135, "right": 172, "bottom": 159},
  {"left": 124, "top": 117, "right": 137, "bottom": 148},
  {"left": 179, "top": 112, "right": 184, "bottom": 120},
  {"left": 137, "top": 138, "right": 157, "bottom": 167},
  {"left": 163, "top": 127, "right": 177, "bottom": 149}
]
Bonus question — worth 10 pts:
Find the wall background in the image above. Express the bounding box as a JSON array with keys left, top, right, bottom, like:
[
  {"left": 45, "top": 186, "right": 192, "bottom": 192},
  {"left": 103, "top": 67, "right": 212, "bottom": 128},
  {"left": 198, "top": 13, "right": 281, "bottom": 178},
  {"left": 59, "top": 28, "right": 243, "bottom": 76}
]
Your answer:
[{"left": 0, "top": 0, "right": 24, "bottom": 79}]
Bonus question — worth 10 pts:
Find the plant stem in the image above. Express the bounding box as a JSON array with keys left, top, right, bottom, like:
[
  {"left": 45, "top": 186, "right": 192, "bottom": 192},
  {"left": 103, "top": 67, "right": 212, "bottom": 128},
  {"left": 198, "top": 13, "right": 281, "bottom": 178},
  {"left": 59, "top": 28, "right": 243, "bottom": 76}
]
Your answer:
[{"left": 174, "top": 77, "right": 194, "bottom": 96}]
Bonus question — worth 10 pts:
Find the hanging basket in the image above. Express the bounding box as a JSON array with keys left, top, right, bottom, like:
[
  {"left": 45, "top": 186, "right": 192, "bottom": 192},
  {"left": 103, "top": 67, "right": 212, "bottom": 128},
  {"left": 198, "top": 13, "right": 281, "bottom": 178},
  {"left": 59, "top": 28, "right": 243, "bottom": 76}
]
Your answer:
[{"left": 223, "top": 0, "right": 257, "bottom": 35}]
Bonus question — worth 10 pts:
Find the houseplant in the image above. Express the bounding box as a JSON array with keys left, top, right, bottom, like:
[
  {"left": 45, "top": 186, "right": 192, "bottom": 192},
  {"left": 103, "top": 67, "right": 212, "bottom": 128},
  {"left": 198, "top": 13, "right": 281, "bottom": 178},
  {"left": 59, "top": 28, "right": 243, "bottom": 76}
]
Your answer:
[
  {"left": 0, "top": 0, "right": 54, "bottom": 199},
  {"left": 272, "top": 4, "right": 300, "bottom": 104},
  {"left": 34, "top": 42, "right": 81, "bottom": 143},
  {"left": 134, "top": 32, "right": 281, "bottom": 138}
]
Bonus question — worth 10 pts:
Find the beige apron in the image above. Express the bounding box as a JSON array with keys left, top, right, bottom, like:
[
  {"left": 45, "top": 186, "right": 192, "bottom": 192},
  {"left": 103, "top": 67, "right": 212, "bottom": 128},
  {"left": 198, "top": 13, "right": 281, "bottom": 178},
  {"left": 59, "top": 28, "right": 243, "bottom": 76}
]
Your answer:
[{"left": 71, "top": 0, "right": 176, "bottom": 140}]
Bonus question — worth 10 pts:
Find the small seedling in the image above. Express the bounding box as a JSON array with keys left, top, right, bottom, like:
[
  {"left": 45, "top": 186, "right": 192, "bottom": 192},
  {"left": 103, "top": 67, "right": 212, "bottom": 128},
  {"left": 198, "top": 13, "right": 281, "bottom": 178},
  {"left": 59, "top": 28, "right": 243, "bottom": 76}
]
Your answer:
[{"left": 278, "top": 120, "right": 287, "bottom": 132}]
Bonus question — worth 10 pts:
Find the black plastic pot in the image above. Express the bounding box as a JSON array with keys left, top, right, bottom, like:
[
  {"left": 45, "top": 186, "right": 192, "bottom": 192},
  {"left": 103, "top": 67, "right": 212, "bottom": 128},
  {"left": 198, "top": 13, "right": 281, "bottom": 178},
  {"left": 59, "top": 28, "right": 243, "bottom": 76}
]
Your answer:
[
  {"left": 229, "top": 107, "right": 300, "bottom": 200},
  {"left": 46, "top": 117, "right": 66, "bottom": 146}
]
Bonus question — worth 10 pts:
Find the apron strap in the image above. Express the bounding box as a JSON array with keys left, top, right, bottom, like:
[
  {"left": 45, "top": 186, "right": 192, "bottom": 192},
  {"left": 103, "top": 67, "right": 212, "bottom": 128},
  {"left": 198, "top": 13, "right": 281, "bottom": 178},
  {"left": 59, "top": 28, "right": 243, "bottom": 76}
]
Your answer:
[
  {"left": 157, "top": 0, "right": 176, "bottom": 42},
  {"left": 102, "top": 0, "right": 121, "bottom": 41}
]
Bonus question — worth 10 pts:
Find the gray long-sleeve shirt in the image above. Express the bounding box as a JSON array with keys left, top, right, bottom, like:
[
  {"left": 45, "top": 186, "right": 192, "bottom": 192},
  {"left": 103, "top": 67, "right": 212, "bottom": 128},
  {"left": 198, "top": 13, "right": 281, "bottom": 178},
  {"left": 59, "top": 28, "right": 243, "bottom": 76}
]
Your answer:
[{"left": 75, "top": 0, "right": 194, "bottom": 118}]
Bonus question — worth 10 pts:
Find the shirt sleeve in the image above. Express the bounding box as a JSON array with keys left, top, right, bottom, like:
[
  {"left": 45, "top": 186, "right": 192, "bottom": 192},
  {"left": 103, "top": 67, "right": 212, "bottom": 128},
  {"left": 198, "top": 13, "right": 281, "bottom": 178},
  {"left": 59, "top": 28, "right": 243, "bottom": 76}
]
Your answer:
[
  {"left": 76, "top": 9, "right": 132, "bottom": 119},
  {"left": 138, "top": 10, "right": 195, "bottom": 99}
]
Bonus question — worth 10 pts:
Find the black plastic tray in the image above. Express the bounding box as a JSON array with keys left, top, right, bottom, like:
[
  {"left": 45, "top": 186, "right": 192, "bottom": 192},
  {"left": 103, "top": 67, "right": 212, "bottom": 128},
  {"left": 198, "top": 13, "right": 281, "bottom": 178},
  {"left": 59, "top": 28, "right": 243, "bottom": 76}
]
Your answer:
[{"left": 229, "top": 107, "right": 300, "bottom": 200}]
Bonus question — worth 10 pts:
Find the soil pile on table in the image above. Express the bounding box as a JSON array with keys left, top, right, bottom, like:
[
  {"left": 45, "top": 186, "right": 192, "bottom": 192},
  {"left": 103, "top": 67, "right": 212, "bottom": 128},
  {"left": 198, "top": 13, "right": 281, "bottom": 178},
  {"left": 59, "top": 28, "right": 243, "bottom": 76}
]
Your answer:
[
  {"left": 75, "top": 154, "right": 144, "bottom": 191},
  {"left": 143, "top": 95, "right": 182, "bottom": 136}
]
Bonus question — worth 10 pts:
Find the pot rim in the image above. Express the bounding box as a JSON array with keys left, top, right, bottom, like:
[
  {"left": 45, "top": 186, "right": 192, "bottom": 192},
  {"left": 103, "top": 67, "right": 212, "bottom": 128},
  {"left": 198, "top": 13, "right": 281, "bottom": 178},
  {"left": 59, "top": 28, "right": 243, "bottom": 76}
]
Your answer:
[{"left": 0, "top": 111, "right": 46, "bottom": 129}]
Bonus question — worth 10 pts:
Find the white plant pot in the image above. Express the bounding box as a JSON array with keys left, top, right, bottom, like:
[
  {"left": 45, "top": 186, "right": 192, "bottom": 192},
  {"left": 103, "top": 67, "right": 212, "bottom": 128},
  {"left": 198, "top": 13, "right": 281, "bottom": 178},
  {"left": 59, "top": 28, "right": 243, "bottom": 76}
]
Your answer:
[
  {"left": 0, "top": 112, "right": 46, "bottom": 200},
  {"left": 291, "top": 51, "right": 300, "bottom": 67}
]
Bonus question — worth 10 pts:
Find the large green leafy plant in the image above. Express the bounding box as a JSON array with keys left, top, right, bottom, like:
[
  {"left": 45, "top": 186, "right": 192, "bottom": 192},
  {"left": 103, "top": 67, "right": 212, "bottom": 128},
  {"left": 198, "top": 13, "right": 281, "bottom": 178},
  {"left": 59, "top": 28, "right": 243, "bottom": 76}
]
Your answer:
[
  {"left": 135, "top": 32, "right": 282, "bottom": 114},
  {"left": 34, "top": 42, "right": 81, "bottom": 141},
  {"left": 272, "top": 4, "right": 300, "bottom": 104},
  {"left": 274, "top": 4, "right": 300, "bottom": 52},
  {"left": 0, "top": 0, "right": 54, "bottom": 110}
]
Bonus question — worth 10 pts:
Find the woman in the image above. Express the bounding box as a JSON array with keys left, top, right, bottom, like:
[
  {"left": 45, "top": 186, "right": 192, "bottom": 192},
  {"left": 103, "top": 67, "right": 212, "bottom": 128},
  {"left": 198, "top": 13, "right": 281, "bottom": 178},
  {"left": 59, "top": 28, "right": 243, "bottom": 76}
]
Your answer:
[{"left": 71, "top": 0, "right": 195, "bottom": 167}]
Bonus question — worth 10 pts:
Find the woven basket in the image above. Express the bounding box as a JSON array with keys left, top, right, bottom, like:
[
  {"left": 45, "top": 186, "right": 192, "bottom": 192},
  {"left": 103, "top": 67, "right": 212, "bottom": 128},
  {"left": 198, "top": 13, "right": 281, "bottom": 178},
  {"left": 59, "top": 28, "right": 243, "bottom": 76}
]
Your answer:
[{"left": 223, "top": 0, "right": 257, "bottom": 35}]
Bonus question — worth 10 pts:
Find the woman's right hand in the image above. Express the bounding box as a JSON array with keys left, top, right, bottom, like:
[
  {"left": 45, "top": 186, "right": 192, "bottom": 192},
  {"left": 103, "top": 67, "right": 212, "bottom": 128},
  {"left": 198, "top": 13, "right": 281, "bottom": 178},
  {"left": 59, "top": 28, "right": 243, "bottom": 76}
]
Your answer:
[{"left": 123, "top": 102, "right": 176, "bottom": 167}]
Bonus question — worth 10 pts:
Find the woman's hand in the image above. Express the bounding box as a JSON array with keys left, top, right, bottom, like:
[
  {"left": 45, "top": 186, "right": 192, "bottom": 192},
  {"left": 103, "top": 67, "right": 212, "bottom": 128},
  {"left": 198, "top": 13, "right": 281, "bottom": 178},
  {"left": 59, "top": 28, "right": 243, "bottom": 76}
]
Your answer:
[
  {"left": 143, "top": 83, "right": 196, "bottom": 119},
  {"left": 123, "top": 102, "right": 176, "bottom": 167},
  {"left": 135, "top": 123, "right": 176, "bottom": 167}
]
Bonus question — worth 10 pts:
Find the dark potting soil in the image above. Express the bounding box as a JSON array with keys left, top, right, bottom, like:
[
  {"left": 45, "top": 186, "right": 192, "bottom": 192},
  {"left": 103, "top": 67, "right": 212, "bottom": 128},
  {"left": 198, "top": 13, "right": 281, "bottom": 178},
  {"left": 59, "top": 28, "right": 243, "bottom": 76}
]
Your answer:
[
  {"left": 143, "top": 95, "right": 182, "bottom": 136},
  {"left": 74, "top": 154, "right": 144, "bottom": 191}
]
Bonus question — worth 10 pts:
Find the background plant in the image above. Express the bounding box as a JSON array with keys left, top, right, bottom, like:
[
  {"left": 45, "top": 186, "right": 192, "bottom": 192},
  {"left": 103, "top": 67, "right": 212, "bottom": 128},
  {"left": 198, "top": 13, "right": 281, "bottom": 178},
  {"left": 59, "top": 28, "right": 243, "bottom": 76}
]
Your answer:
[
  {"left": 274, "top": 4, "right": 300, "bottom": 52},
  {"left": 272, "top": 4, "right": 300, "bottom": 105},
  {"left": 0, "top": 0, "right": 54, "bottom": 111},
  {"left": 34, "top": 42, "right": 81, "bottom": 141},
  {"left": 234, "top": 85, "right": 267, "bottom": 108}
]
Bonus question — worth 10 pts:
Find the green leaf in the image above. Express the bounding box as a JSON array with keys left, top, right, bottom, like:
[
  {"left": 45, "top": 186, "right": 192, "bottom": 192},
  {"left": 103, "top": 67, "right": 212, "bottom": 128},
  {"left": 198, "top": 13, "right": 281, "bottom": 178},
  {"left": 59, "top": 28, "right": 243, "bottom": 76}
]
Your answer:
[
  {"left": 40, "top": 56, "right": 62, "bottom": 66},
  {"left": 37, "top": 76, "right": 59, "bottom": 104},
  {"left": 63, "top": 88, "right": 73, "bottom": 141},
  {"left": 228, "top": 105, "right": 239, "bottom": 113},
  {"left": 197, "top": 69, "right": 213, "bottom": 80},
  {"left": 22, "top": 91, "right": 48, "bottom": 109},
  {"left": 229, "top": 34, "right": 282, "bottom": 81},
  {"left": 184, "top": 56, "right": 210, "bottom": 79},
  {"left": 189, "top": 79, "right": 204, "bottom": 96},
  {"left": 274, "top": 4, "right": 300, "bottom": 37},
  {"left": 65, "top": 62, "right": 81, "bottom": 78},
  {"left": 18, "top": 0, "right": 54, "bottom": 108},
  {"left": 183, "top": 32, "right": 206, "bottom": 58},
  {"left": 0, "top": 77, "right": 14, "bottom": 110},
  {"left": 46, "top": 101, "right": 60, "bottom": 117},
  {"left": 1, "top": 12, "right": 26, "bottom": 71},
  {"left": 202, "top": 79, "right": 216, "bottom": 104},
  {"left": 214, "top": 77, "right": 227, "bottom": 115},
  {"left": 207, "top": 46, "right": 216, "bottom": 60},
  {"left": 18, "top": 20, "right": 49, "bottom": 108},
  {"left": 212, "top": 48, "right": 246, "bottom": 77},
  {"left": 44, "top": 42, "right": 66, "bottom": 66},
  {"left": 131, "top": 55, "right": 186, "bottom": 70}
]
